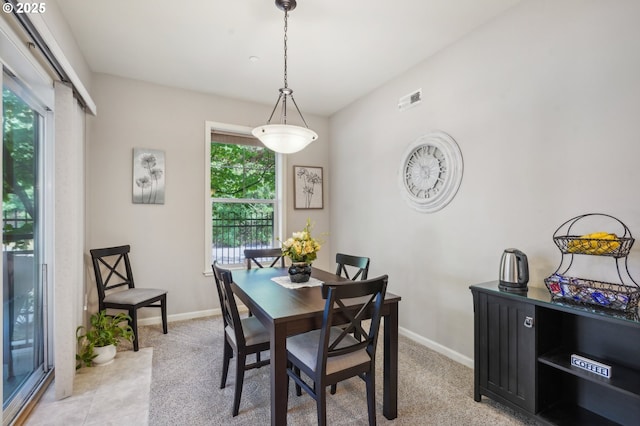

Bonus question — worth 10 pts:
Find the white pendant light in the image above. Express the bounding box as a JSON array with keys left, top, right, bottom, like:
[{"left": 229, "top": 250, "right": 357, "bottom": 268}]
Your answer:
[{"left": 252, "top": 0, "right": 317, "bottom": 154}]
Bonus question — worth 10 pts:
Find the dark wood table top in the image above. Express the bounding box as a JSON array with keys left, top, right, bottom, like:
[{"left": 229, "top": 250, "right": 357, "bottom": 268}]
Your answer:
[{"left": 231, "top": 266, "right": 401, "bottom": 324}]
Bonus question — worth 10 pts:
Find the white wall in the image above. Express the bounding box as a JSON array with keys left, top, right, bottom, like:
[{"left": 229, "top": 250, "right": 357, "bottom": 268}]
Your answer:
[
  {"left": 86, "top": 73, "right": 331, "bottom": 318},
  {"left": 329, "top": 0, "right": 640, "bottom": 363}
]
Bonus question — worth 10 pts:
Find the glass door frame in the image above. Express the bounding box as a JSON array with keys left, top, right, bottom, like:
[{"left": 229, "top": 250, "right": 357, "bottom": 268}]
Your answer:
[{"left": 2, "top": 71, "right": 54, "bottom": 424}]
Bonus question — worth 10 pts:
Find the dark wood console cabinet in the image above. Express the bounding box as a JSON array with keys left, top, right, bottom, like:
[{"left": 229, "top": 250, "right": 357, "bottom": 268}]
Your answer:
[{"left": 471, "top": 282, "right": 640, "bottom": 426}]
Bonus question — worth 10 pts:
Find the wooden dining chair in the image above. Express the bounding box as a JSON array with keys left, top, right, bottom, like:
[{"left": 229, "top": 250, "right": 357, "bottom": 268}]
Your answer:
[
  {"left": 89, "top": 245, "right": 168, "bottom": 351},
  {"left": 243, "top": 248, "right": 284, "bottom": 318},
  {"left": 244, "top": 248, "right": 285, "bottom": 269},
  {"left": 285, "top": 275, "right": 388, "bottom": 426},
  {"left": 212, "top": 261, "right": 270, "bottom": 416},
  {"left": 335, "top": 253, "right": 370, "bottom": 281},
  {"left": 331, "top": 252, "right": 371, "bottom": 394}
]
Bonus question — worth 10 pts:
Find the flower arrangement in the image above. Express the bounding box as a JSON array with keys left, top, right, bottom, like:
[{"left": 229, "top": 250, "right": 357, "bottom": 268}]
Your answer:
[{"left": 281, "top": 219, "right": 322, "bottom": 263}]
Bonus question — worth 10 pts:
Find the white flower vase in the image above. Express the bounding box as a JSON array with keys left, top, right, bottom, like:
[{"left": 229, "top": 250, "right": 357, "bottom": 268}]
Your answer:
[{"left": 93, "top": 344, "right": 117, "bottom": 366}]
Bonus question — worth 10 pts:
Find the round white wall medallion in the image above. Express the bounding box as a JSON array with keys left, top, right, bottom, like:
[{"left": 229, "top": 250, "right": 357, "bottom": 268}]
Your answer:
[{"left": 399, "top": 131, "right": 463, "bottom": 213}]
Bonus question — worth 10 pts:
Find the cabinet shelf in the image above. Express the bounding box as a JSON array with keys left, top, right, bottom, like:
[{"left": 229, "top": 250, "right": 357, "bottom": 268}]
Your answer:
[
  {"left": 538, "top": 404, "right": 619, "bottom": 426},
  {"left": 538, "top": 349, "right": 640, "bottom": 400}
]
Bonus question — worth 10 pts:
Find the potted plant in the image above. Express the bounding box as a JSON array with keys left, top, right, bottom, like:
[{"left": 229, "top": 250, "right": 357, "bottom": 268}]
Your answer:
[{"left": 76, "top": 310, "right": 135, "bottom": 369}]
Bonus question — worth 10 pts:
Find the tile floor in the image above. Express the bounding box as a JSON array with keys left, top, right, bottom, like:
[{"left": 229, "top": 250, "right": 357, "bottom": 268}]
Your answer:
[{"left": 25, "top": 348, "right": 153, "bottom": 426}]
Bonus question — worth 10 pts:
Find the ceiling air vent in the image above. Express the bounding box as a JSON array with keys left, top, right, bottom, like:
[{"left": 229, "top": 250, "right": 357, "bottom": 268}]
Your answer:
[{"left": 398, "top": 88, "right": 422, "bottom": 111}]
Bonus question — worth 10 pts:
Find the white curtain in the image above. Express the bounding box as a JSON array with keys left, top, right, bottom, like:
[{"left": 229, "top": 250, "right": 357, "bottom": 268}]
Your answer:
[{"left": 53, "top": 82, "right": 86, "bottom": 399}]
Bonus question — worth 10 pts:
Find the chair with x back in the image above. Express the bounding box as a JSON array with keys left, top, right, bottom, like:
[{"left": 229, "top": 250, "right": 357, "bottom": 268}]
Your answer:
[
  {"left": 286, "top": 275, "right": 388, "bottom": 426},
  {"left": 89, "top": 245, "right": 168, "bottom": 351},
  {"left": 332, "top": 252, "right": 371, "bottom": 395},
  {"left": 243, "top": 248, "right": 284, "bottom": 317},
  {"left": 244, "top": 248, "right": 285, "bottom": 270},
  {"left": 212, "top": 261, "right": 270, "bottom": 416},
  {"left": 335, "top": 253, "right": 370, "bottom": 281}
]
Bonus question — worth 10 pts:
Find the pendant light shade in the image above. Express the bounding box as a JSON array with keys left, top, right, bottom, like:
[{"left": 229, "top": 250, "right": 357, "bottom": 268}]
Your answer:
[
  {"left": 252, "top": 123, "right": 317, "bottom": 154},
  {"left": 252, "top": 0, "right": 317, "bottom": 154}
]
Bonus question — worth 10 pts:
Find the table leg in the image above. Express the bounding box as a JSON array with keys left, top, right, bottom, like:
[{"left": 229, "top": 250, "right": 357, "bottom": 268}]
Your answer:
[
  {"left": 383, "top": 304, "right": 398, "bottom": 420},
  {"left": 270, "top": 322, "right": 288, "bottom": 425}
]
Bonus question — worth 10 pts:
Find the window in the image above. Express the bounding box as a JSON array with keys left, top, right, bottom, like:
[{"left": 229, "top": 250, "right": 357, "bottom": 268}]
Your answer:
[{"left": 204, "top": 122, "right": 283, "bottom": 270}]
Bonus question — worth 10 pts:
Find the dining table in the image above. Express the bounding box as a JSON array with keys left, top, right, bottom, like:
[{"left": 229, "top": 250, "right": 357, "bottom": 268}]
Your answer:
[{"left": 231, "top": 266, "right": 401, "bottom": 426}]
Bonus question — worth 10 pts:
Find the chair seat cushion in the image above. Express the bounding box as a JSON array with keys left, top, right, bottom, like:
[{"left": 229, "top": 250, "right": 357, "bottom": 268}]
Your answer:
[
  {"left": 225, "top": 316, "right": 270, "bottom": 346},
  {"left": 287, "top": 327, "right": 370, "bottom": 375},
  {"left": 104, "top": 288, "right": 166, "bottom": 305}
]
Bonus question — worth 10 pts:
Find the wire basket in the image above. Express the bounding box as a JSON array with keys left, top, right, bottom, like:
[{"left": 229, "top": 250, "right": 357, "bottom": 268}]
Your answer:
[
  {"left": 553, "top": 235, "right": 634, "bottom": 258},
  {"left": 544, "top": 274, "right": 640, "bottom": 312},
  {"left": 552, "top": 213, "right": 635, "bottom": 258},
  {"left": 547, "top": 213, "right": 639, "bottom": 313}
]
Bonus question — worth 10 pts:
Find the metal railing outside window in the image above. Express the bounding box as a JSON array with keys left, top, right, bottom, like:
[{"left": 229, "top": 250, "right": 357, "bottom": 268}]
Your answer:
[
  {"left": 3, "top": 209, "right": 33, "bottom": 248},
  {"left": 211, "top": 200, "right": 276, "bottom": 264}
]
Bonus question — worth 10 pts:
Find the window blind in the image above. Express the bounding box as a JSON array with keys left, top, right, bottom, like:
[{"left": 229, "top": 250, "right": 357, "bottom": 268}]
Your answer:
[{"left": 211, "top": 131, "right": 263, "bottom": 148}]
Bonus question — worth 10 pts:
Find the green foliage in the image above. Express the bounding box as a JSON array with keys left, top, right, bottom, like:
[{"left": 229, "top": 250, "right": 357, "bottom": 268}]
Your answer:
[
  {"left": 210, "top": 142, "right": 275, "bottom": 199},
  {"left": 75, "top": 311, "right": 135, "bottom": 369},
  {"left": 211, "top": 142, "right": 276, "bottom": 247},
  {"left": 3, "top": 88, "right": 37, "bottom": 249}
]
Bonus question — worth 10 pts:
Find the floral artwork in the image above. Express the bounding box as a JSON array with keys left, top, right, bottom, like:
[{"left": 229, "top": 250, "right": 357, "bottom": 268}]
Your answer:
[
  {"left": 294, "top": 166, "right": 323, "bottom": 209},
  {"left": 133, "top": 148, "right": 165, "bottom": 204}
]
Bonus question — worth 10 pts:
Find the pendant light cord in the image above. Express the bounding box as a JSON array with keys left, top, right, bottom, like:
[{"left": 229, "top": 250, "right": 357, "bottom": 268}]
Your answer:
[
  {"left": 283, "top": 9, "right": 288, "bottom": 90},
  {"left": 281, "top": 9, "right": 289, "bottom": 124},
  {"left": 263, "top": 1, "right": 311, "bottom": 129}
]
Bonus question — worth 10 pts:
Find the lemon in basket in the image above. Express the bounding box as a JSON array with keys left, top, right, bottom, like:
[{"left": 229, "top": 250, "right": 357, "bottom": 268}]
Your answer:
[{"left": 567, "top": 232, "right": 620, "bottom": 254}]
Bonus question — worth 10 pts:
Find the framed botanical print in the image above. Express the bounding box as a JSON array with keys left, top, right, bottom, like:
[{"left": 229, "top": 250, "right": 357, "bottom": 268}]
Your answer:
[
  {"left": 133, "top": 148, "right": 165, "bottom": 204},
  {"left": 294, "top": 165, "right": 323, "bottom": 209}
]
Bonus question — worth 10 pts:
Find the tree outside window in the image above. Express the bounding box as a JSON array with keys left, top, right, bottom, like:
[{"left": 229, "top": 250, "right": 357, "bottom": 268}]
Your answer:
[
  {"left": 3, "top": 88, "right": 37, "bottom": 250},
  {"left": 211, "top": 142, "right": 277, "bottom": 262}
]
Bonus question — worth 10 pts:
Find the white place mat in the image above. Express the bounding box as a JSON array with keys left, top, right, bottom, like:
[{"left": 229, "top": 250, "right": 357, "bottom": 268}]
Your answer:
[{"left": 271, "top": 275, "right": 323, "bottom": 289}]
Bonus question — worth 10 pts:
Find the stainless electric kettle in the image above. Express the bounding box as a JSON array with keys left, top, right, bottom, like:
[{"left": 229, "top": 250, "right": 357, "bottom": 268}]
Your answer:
[{"left": 499, "top": 248, "right": 529, "bottom": 288}]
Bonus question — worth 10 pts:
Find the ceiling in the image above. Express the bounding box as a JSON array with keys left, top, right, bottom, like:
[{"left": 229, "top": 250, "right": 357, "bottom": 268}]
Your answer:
[{"left": 55, "top": 0, "right": 521, "bottom": 117}]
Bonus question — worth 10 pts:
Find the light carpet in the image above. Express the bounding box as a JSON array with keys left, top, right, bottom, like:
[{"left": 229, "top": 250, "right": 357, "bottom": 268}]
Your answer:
[
  {"left": 140, "top": 316, "right": 536, "bottom": 426},
  {"left": 26, "top": 348, "right": 153, "bottom": 425}
]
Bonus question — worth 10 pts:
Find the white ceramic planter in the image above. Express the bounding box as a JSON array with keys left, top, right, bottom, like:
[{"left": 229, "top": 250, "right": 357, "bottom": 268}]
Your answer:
[{"left": 92, "top": 344, "right": 116, "bottom": 366}]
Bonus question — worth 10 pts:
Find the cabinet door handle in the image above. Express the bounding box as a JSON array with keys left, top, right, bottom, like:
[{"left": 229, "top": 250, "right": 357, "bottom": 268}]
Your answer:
[{"left": 524, "top": 316, "right": 534, "bottom": 328}]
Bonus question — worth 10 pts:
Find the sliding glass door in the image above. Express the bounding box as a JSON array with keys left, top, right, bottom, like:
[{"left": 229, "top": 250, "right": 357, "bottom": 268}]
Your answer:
[{"left": 2, "top": 76, "right": 50, "bottom": 422}]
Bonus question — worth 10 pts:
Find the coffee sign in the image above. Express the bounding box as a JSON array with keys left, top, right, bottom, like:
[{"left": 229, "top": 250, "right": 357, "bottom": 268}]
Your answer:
[{"left": 570, "top": 354, "right": 612, "bottom": 379}]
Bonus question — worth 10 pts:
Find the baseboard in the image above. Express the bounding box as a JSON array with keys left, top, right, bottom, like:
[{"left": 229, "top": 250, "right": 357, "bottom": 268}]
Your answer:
[
  {"left": 137, "top": 309, "right": 221, "bottom": 326},
  {"left": 399, "top": 326, "right": 474, "bottom": 369},
  {"left": 138, "top": 309, "right": 473, "bottom": 368}
]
